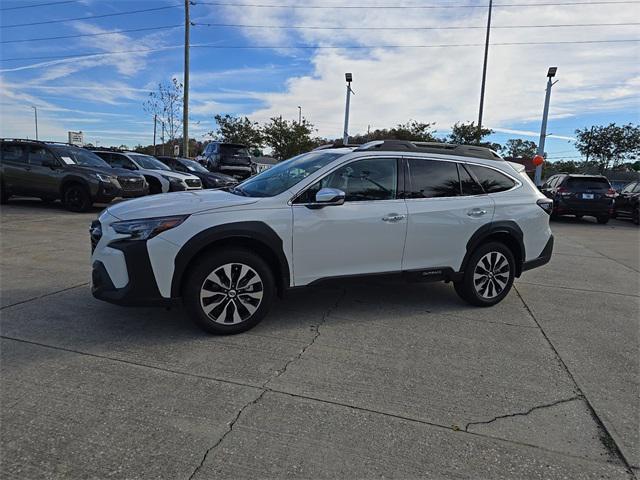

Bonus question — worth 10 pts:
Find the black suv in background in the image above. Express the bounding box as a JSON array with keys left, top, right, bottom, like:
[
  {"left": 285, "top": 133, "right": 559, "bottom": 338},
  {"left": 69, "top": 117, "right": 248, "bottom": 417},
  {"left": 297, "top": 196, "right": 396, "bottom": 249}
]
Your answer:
[
  {"left": 613, "top": 181, "right": 640, "bottom": 225},
  {"left": 155, "top": 156, "right": 238, "bottom": 189},
  {"left": 0, "top": 139, "right": 148, "bottom": 212},
  {"left": 541, "top": 173, "right": 615, "bottom": 224},
  {"left": 197, "top": 142, "right": 253, "bottom": 179}
]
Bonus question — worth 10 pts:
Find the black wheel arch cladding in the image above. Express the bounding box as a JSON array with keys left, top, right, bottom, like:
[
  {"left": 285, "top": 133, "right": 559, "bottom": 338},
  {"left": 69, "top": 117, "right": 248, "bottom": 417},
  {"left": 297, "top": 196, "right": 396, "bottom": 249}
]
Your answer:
[
  {"left": 462, "top": 221, "right": 526, "bottom": 276},
  {"left": 171, "top": 221, "right": 291, "bottom": 298}
]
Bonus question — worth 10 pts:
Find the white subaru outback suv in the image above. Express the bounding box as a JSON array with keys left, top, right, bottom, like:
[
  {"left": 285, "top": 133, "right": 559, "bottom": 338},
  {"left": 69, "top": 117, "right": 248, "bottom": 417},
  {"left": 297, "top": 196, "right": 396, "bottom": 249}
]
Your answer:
[{"left": 90, "top": 140, "right": 554, "bottom": 334}]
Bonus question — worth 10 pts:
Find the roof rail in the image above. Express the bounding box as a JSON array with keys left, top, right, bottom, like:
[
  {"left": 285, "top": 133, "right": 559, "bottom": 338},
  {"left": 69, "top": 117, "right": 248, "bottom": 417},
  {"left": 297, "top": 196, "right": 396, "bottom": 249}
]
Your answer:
[
  {"left": 312, "top": 142, "right": 359, "bottom": 151},
  {"left": 0, "top": 138, "right": 82, "bottom": 147},
  {"left": 353, "top": 140, "right": 503, "bottom": 161}
]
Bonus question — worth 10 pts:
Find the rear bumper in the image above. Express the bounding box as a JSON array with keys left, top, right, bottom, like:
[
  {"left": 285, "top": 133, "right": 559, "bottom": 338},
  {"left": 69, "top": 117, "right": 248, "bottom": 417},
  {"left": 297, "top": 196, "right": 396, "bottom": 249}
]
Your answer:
[
  {"left": 554, "top": 198, "right": 613, "bottom": 216},
  {"left": 522, "top": 235, "right": 554, "bottom": 272},
  {"left": 92, "top": 240, "right": 176, "bottom": 307}
]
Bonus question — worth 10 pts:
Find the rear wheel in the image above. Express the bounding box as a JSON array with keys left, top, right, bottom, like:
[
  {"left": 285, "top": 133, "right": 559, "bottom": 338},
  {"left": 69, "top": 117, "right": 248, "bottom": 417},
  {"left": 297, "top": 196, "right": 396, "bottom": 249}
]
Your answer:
[
  {"left": 0, "top": 185, "right": 9, "bottom": 204},
  {"left": 183, "top": 249, "right": 275, "bottom": 335},
  {"left": 62, "top": 184, "right": 92, "bottom": 212},
  {"left": 597, "top": 215, "right": 610, "bottom": 224},
  {"left": 575, "top": 214, "right": 583, "bottom": 220},
  {"left": 632, "top": 206, "right": 639, "bottom": 225},
  {"left": 454, "top": 242, "right": 515, "bottom": 307}
]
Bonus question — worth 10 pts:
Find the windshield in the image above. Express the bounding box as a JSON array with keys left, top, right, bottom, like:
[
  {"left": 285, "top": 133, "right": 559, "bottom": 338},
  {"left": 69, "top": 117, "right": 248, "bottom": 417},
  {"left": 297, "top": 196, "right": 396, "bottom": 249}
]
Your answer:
[
  {"left": 180, "top": 158, "right": 208, "bottom": 173},
  {"left": 129, "top": 154, "right": 171, "bottom": 171},
  {"left": 566, "top": 177, "right": 610, "bottom": 190},
  {"left": 50, "top": 146, "right": 109, "bottom": 167},
  {"left": 233, "top": 151, "right": 345, "bottom": 198}
]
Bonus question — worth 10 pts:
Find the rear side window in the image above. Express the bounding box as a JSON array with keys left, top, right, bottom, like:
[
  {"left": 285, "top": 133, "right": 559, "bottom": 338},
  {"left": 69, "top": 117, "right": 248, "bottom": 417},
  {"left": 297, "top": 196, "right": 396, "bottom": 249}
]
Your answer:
[
  {"left": 1, "top": 143, "right": 28, "bottom": 163},
  {"left": 459, "top": 164, "right": 484, "bottom": 195},
  {"left": 93, "top": 151, "right": 112, "bottom": 162},
  {"left": 621, "top": 182, "right": 636, "bottom": 193},
  {"left": 634, "top": 184, "right": 640, "bottom": 193},
  {"left": 467, "top": 164, "right": 516, "bottom": 193},
  {"left": 406, "top": 159, "right": 460, "bottom": 198},
  {"left": 109, "top": 154, "right": 136, "bottom": 170},
  {"left": 565, "top": 177, "right": 610, "bottom": 190}
]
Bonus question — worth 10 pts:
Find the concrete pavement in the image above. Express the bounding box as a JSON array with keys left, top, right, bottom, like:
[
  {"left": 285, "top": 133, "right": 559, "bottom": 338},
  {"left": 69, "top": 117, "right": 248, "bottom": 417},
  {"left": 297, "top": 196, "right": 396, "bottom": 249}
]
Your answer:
[{"left": 1, "top": 200, "right": 638, "bottom": 479}]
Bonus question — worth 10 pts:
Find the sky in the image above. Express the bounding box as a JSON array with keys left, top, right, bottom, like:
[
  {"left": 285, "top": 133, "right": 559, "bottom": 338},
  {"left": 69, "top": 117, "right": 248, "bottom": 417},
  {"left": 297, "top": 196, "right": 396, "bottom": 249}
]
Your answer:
[{"left": 0, "top": 0, "right": 638, "bottom": 161}]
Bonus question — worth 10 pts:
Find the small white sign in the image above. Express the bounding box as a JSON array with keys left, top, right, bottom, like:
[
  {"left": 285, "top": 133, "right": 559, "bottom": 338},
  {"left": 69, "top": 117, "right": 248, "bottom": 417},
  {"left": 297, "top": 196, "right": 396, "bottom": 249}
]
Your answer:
[
  {"left": 61, "top": 156, "right": 75, "bottom": 165},
  {"left": 68, "top": 131, "right": 84, "bottom": 146},
  {"left": 173, "top": 144, "right": 180, "bottom": 156}
]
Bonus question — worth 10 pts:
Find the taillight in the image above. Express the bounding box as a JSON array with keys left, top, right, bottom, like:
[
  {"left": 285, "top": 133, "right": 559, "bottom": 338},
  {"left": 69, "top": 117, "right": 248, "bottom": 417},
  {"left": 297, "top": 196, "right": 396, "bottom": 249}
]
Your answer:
[
  {"left": 605, "top": 188, "right": 616, "bottom": 198},
  {"left": 556, "top": 187, "right": 572, "bottom": 197},
  {"left": 537, "top": 198, "right": 553, "bottom": 215}
]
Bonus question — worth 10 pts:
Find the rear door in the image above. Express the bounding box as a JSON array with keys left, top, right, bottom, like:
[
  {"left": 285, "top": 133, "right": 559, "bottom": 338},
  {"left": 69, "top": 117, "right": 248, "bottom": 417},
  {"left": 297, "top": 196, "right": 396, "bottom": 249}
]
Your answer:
[
  {"left": 1, "top": 142, "right": 30, "bottom": 195},
  {"left": 402, "top": 158, "right": 495, "bottom": 272},
  {"left": 616, "top": 182, "right": 636, "bottom": 214}
]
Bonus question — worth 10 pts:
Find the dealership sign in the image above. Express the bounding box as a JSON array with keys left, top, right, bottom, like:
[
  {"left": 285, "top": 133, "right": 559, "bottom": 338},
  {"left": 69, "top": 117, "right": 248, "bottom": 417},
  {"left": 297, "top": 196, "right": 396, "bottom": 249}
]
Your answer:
[{"left": 68, "top": 131, "right": 84, "bottom": 146}]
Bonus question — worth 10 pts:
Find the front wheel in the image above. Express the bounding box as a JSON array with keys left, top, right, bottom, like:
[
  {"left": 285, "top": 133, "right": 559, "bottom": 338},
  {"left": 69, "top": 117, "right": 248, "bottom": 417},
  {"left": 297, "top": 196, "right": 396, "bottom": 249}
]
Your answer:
[
  {"left": 632, "top": 206, "right": 639, "bottom": 225},
  {"left": 62, "top": 185, "right": 92, "bottom": 212},
  {"left": 597, "top": 215, "right": 610, "bottom": 224},
  {"left": 183, "top": 249, "right": 275, "bottom": 335},
  {"left": 455, "top": 242, "right": 515, "bottom": 307}
]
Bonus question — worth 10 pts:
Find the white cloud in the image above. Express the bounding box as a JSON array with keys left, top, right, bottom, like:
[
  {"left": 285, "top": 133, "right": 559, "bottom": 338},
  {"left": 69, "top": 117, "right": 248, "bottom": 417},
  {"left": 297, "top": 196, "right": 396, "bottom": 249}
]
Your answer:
[{"left": 207, "top": 0, "right": 640, "bottom": 137}]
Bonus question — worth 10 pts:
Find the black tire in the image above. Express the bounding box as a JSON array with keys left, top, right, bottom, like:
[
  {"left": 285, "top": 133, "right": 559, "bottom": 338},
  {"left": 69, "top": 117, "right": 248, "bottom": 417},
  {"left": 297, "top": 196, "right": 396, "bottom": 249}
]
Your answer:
[
  {"left": 146, "top": 176, "right": 163, "bottom": 195},
  {"left": 0, "top": 186, "right": 9, "bottom": 204},
  {"left": 183, "top": 248, "right": 275, "bottom": 335},
  {"left": 62, "top": 184, "right": 92, "bottom": 212},
  {"left": 597, "top": 215, "right": 610, "bottom": 224},
  {"left": 454, "top": 242, "right": 515, "bottom": 307},
  {"left": 632, "top": 207, "right": 639, "bottom": 226},
  {"left": 575, "top": 215, "right": 583, "bottom": 220}
]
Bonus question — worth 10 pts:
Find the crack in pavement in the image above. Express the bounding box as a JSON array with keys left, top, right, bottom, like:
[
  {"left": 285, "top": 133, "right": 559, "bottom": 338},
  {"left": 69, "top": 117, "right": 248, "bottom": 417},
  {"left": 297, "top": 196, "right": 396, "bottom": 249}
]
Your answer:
[
  {"left": 464, "top": 396, "right": 582, "bottom": 431},
  {"left": 513, "top": 285, "right": 636, "bottom": 476},
  {"left": 186, "top": 288, "right": 347, "bottom": 480},
  {"left": 1, "top": 282, "right": 89, "bottom": 310}
]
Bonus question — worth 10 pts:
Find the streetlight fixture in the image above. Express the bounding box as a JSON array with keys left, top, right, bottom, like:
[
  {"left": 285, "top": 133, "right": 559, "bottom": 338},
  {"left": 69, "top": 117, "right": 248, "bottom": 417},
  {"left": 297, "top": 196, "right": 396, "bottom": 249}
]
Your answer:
[
  {"left": 534, "top": 66, "right": 559, "bottom": 186},
  {"left": 343, "top": 73, "right": 354, "bottom": 145}
]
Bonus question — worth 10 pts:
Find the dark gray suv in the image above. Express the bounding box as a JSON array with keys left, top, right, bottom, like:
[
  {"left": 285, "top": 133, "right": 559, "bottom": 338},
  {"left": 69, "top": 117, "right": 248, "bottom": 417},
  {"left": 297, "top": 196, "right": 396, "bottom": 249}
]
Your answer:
[{"left": 0, "top": 139, "right": 148, "bottom": 212}]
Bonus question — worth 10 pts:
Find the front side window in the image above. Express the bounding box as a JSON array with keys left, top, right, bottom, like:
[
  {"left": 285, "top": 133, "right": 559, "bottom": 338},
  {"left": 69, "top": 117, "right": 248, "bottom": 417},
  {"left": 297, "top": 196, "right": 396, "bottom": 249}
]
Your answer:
[
  {"left": 621, "top": 182, "right": 636, "bottom": 193},
  {"left": 296, "top": 157, "right": 398, "bottom": 203},
  {"left": 233, "top": 151, "right": 344, "bottom": 198},
  {"left": 129, "top": 154, "right": 170, "bottom": 171},
  {"left": 1, "top": 143, "right": 27, "bottom": 163},
  {"left": 467, "top": 164, "right": 516, "bottom": 193},
  {"left": 406, "top": 159, "right": 459, "bottom": 198},
  {"left": 29, "top": 146, "right": 57, "bottom": 166},
  {"left": 109, "top": 154, "right": 137, "bottom": 170}
]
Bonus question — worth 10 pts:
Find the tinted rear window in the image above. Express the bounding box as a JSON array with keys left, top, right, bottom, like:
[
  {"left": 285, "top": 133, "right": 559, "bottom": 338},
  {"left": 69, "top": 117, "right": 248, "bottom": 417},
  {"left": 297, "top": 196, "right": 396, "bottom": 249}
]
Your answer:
[
  {"left": 467, "top": 164, "right": 516, "bottom": 193},
  {"left": 221, "top": 145, "right": 249, "bottom": 156},
  {"left": 565, "top": 177, "right": 610, "bottom": 190}
]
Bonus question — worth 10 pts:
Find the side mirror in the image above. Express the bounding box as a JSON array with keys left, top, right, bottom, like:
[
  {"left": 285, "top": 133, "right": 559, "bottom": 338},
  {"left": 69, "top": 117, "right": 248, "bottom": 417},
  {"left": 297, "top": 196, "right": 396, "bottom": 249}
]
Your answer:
[{"left": 314, "top": 188, "right": 345, "bottom": 206}]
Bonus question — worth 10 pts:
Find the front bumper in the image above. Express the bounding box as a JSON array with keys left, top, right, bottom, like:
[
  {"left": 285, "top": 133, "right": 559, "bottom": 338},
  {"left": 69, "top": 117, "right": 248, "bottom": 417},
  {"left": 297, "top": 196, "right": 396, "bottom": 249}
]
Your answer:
[
  {"left": 522, "top": 235, "right": 554, "bottom": 272},
  {"left": 92, "top": 239, "right": 175, "bottom": 307}
]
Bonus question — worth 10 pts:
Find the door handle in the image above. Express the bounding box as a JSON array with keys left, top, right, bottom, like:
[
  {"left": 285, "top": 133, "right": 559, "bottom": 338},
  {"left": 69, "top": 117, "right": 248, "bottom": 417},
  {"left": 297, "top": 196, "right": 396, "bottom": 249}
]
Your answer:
[
  {"left": 382, "top": 213, "right": 406, "bottom": 223},
  {"left": 467, "top": 209, "right": 487, "bottom": 217}
]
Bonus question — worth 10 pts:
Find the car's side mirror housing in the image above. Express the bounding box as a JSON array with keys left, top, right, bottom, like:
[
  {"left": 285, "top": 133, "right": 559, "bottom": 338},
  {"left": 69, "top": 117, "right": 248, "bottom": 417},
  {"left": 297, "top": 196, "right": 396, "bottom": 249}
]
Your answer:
[{"left": 314, "top": 188, "right": 345, "bottom": 206}]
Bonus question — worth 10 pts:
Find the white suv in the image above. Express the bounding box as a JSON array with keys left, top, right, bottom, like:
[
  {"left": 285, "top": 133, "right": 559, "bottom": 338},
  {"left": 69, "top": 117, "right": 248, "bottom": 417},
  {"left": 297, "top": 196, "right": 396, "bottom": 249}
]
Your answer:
[{"left": 90, "top": 141, "right": 554, "bottom": 334}]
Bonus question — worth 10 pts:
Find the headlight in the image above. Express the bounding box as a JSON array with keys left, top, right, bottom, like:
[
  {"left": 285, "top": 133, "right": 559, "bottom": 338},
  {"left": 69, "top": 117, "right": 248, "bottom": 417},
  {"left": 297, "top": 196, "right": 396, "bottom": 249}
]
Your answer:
[
  {"left": 96, "top": 173, "right": 117, "bottom": 183},
  {"left": 111, "top": 215, "right": 189, "bottom": 241},
  {"left": 162, "top": 175, "right": 184, "bottom": 185}
]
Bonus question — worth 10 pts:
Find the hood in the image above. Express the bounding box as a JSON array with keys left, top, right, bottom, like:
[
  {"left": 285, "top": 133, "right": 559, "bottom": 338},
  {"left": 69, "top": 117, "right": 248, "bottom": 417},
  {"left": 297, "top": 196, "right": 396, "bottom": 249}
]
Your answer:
[
  {"left": 105, "top": 189, "right": 258, "bottom": 220},
  {"left": 66, "top": 164, "right": 124, "bottom": 177}
]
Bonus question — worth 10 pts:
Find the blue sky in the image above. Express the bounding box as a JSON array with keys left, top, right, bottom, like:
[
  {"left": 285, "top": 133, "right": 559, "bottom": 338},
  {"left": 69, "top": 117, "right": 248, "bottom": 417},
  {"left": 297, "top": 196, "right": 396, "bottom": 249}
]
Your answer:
[{"left": 1, "top": 0, "right": 638, "bottom": 160}]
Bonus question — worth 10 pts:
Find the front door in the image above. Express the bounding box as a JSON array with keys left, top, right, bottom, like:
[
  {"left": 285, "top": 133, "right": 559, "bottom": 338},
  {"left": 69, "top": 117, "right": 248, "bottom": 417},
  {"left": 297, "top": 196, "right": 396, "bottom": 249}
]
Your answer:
[
  {"left": 292, "top": 157, "right": 407, "bottom": 286},
  {"left": 27, "top": 145, "right": 64, "bottom": 197}
]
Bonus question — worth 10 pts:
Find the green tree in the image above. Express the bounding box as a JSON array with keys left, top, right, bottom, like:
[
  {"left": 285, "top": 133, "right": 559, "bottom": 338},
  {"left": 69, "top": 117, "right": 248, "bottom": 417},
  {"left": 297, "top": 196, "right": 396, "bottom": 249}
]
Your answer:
[
  {"left": 448, "top": 121, "right": 501, "bottom": 151},
  {"left": 575, "top": 123, "right": 640, "bottom": 172},
  {"left": 209, "top": 114, "right": 263, "bottom": 149},
  {"left": 261, "top": 117, "right": 318, "bottom": 160},
  {"left": 502, "top": 139, "right": 537, "bottom": 158}
]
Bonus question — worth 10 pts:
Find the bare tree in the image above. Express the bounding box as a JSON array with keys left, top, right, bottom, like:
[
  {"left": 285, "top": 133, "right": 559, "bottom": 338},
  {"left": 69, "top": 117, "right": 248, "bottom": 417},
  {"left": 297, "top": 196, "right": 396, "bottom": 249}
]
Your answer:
[{"left": 143, "top": 78, "right": 183, "bottom": 143}]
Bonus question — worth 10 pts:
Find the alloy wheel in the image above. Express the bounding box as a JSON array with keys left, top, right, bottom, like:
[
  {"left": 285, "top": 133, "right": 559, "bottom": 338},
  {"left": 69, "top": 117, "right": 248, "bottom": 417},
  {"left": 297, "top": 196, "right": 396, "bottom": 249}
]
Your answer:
[
  {"left": 199, "top": 263, "right": 263, "bottom": 324},
  {"left": 473, "top": 251, "right": 510, "bottom": 300}
]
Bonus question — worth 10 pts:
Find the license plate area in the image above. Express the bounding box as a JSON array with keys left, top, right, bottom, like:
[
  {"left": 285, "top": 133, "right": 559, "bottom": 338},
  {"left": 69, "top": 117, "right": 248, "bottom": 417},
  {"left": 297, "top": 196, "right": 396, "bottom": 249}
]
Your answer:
[{"left": 582, "top": 193, "right": 594, "bottom": 199}]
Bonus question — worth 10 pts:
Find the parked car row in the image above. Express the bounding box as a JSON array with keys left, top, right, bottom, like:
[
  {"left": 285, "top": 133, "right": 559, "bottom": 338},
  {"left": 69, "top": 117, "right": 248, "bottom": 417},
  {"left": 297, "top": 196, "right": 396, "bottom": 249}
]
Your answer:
[
  {"left": 0, "top": 139, "right": 240, "bottom": 212},
  {"left": 540, "top": 173, "right": 639, "bottom": 225}
]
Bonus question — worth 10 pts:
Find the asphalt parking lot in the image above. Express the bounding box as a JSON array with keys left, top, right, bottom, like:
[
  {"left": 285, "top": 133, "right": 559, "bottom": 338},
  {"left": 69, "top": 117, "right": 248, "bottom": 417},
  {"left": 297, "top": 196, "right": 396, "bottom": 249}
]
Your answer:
[{"left": 1, "top": 199, "right": 638, "bottom": 479}]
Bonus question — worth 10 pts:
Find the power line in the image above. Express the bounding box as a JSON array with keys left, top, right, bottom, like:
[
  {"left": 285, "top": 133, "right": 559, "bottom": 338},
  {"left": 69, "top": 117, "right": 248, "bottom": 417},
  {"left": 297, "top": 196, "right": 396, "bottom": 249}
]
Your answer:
[
  {"left": 0, "top": 5, "right": 182, "bottom": 29},
  {"left": 0, "top": 25, "right": 183, "bottom": 44},
  {"left": 0, "top": 0, "right": 78, "bottom": 10},
  {"left": 2, "top": 38, "right": 638, "bottom": 63},
  {"left": 192, "top": 1, "right": 640, "bottom": 8},
  {"left": 193, "top": 21, "right": 640, "bottom": 31}
]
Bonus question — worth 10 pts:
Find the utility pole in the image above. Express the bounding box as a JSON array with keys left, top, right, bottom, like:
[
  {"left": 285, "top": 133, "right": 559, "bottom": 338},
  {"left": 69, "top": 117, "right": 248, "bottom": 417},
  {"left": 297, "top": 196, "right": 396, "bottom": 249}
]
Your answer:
[
  {"left": 31, "top": 106, "right": 38, "bottom": 140},
  {"left": 343, "top": 73, "right": 353, "bottom": 145},
  {"left": 153, "top": 114, "right": 157, "bottom": 155},
  {"left": 182, "top": 0, "right": 190, "bottom": 158},
  {"left": 477, "top": 0, "right": 492, "bottom": 143},
  {"left": 298, "top": 106, "right": 302, "bottom": 124},
  {"left": 534, "top": 67, "right": 558, "bottom": 186}
]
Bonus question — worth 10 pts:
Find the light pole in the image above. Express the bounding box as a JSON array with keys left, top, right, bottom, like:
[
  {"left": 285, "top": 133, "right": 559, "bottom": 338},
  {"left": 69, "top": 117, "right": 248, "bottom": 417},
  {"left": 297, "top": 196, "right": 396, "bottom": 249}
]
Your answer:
[
  {"left": 31, "top": 106, "right": 38, "bottom": 140},
  {"left": 534, "top": 67, "right": 558, "bottom": 186},
  {"left": 298, "top": 105, "right": 302, "bottom": 124},
  {"left": 477, "top": 0, "right": 493, "bottom": 143},
  {"left": 343, "top": 72, "right": 354, "bottom": 145},
  {"left": 183, "top": 0, "right": 190, "bottom": 158}
]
